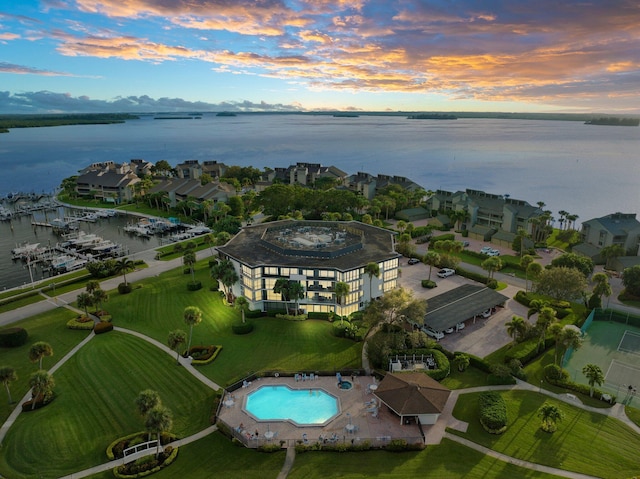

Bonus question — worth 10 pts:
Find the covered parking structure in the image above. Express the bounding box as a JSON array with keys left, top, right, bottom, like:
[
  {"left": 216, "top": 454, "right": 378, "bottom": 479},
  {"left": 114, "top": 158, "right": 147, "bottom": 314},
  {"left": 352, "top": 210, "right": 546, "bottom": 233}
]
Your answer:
[{"left": 424, "top": 284, "right": 508, "bottom": 333}]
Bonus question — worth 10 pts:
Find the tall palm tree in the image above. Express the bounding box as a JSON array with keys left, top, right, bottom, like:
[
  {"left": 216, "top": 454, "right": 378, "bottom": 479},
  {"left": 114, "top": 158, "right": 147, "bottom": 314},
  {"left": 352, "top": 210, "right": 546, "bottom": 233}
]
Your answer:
[
  {"left": 85, "top": 279, "right": 100, "bottom": 294},
  {"left": 115, "top": 257, "right": 135, "bottom": 286},
  {"left": 76, "top": 292, "right": 93, "bottom": 318},
  {"left": 520, "top": 255, "right": 534, "bottom": 292},
  {"left": 28, "top": 341, "right": 53, "bottom": 370},
  {"left": 211, "top": 259, "right": 238, "bottom": 302},
  {"left": 183, "top": 250, "right": 196, "bottom": 283},
  {"left": 273, "top": 278, "right": 291, "bottom": 313},
  {"left": 505, "top": 316, "right": 526, "bottom": 343},
  {"left": 422, "top": 251, "right": 440, "bottom": 281},
  {"left": 481, "top": 257, "right": 503, "bottom": 280},
  {"left": 183, "top": 306, "right": 203, "bottom": 353},
  {"left": 136, "top": 389, "right": 162, "bottom": 440},
  {"left": 537, "top": 402, "right": 564, "bottom": 433},
  {"left": 234, "top": 296, "right": 249, "bottom": 323},
  {"left": 591, "top": 272, "right": 612, "bottom": 308},
  {"left": 334, "top": 281, "right": 350, "bottom": 315},
  {"left": 364, "top": 262, "right": 380, "bottom": 300},
  {"left": 553, "top": 324, "right": 583, "bottom": 366},
  {"left": 582, "top": 364, "right": 605, "bottom": 397},
  {"left": 145, "top": 405, "right": 173, "bottom": 458},
  {"left": 0, "top": 366, "right": 17, "bottom": 404},
  {"left": 288, "top": 281, "right": 305, "bottom": 314},
  {"left": 600, "top": 244, "right": 625, "bottom": 270},
  {"left": 29, "top": 370, "right": 54, "bottom": 410},
  {"left": 453, "top": 353, "right": 470, "bottom": 372},
  {"left": 535, "top": 306, "right": 556, "bottom": 353},
  {"left": 167, "top": 330, "right": 187, "bottom": 365},
  {"left": 92, "top": 288, "right": 108, "bottom": 314}
]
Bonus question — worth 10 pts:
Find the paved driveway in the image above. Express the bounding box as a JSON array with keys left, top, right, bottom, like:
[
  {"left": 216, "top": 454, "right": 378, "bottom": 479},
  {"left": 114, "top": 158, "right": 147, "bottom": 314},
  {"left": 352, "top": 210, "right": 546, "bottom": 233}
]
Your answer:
[{"left": 398, "top": 258, "right": 531, "bottom": 358}]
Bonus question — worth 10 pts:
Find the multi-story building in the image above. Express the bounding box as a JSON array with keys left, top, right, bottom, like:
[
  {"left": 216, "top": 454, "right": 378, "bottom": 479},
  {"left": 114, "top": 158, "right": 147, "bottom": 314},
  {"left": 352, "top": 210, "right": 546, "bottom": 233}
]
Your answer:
[
  {"left": 75, "top": 161, "right": 142, "bottom": 203},
  {"left": 216, "top": 220, "right": 400, "bottom": 316},
  {"left": 575, "top": 213, "right": 640, "bottom": 269}
]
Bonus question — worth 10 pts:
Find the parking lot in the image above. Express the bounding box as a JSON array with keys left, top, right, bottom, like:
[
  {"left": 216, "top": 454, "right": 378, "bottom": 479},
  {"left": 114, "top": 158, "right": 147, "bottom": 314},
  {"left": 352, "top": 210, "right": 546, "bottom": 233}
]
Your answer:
[{"left": 397, "top": 255, "right": 529, "bottom": 357}]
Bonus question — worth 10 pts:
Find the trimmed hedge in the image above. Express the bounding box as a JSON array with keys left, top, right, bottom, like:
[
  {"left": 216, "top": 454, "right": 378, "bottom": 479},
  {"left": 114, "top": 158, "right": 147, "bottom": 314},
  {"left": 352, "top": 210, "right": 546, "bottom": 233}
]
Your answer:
[
  {"left": 67, "top": 318, "right": 95, "bottom": 330},
  {"left": 504, "top": 337, "right": 554, "bottom": 365},
  {"left": 187, "top": 281, "right": 202, "bottom": 291},
  {"left": 118, "top": 283, "right": 132, "bottom": 294},
  {"left": 429, "top": 234, "right": 455, "bottom": 247},
  {"left": 455, "top": 266, "right": 492, "bottom": 285},
  {"left": 94, "top": 321, "right": 113, "bottom": 334},
  {"left": 421, "top": 279, "right": 437, "bottom": 289},
  {"left": 308, "top": 311, "right": 332, "bottom": 320},
  {"left": 479, "top": 391, "right": 508, "bottom": 433},
  {"left": 231, "top": 322, "right": 254, "bottom": 335},
  {"left": 0, "top": 327, "right": 28, "bottom": 347},
  {"left": 544, "top": 364, "right": 613, "bottom": 404},
  {"left": 185, "top": 345, "right": 223, "bottom": 365}
]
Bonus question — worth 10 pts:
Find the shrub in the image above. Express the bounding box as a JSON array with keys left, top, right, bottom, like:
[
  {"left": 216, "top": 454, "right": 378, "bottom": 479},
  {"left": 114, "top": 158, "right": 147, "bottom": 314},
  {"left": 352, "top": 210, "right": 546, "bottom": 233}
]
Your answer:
[
  {"left": 66, "top": 318, "right": 95, "bottom": 330},
  {"left": 187, "top": 281, "right": 202, "bottom": 291},
  {"left": 308, "top": 312, "right": 332, "bottom": 320},
  {"left": 466, "top": 353, "right": 493, "bottom": 374},
  {"left": 332, "top": 321, "right": 350, "bottom": 338},
  {"left": 544, "top": 364, "right": 569, "bottom": 381},
  {"left": 0, "top": 327, "right": 28, "bottom": 347},
  {"left": 429, "top": 234, "right": 455, "bottom": 247},
  {"left": 486, "top": 279, "right": 498, "bottom": 289},
  {"left": 231, "top": 322, "right": 254, "bottom": 335},
  {"left": 209, "top": 279, "right": 219, "bottom": 291},
  {"left": 94, "top": 321, "right": 113, "bottom": 334},
  {"left": 479, "top": 392, "right": 508, "bottom": 433},
  {"left": 425, "top": 349, "right": 450, "bottom": 381},
  {"left": 514, "top": 290, "right": 532, "bottom": 307},
  {"left": 421, "top": 279, "right": 437, "bottom": 289},
  {"left": 118, "top": 283, "right": 132, "bottom": 294},
  {"left": 504, "top": 337, "right": 552, "bottom": 365},
  {"left": 186, "top": 345, "right": 223, "bottom": 365}
]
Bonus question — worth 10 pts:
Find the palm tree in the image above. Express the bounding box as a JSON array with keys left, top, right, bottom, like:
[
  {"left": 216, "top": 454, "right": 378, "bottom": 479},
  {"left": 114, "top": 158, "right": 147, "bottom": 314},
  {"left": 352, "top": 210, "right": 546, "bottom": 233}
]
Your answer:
[
  {"left": 364, "top": 262, "right": 380, "bottom": 300},
  {"left": 334, "top": 281, "right": 350, "bottom": 313},
  {"left": 28, "top": 341, "right": 53, "bottom": 370},
  {"left": 527, "top": 299, "right": 548, "bottom": 319},
  {"left": 535, "top": 306, "right": 556, "bottom": 353},
  {"left": 183, "top": 305, "right": 203, "bottom": 353},
  {"left": 273, "top": 278, "right": 291, "bottom": 313},
  {"left": 0, "top": 366, "right": 17, "bottom": 404},
  {"left": 537, "top": 402, "right": 564, "bottom": 433},
  {"left": 92, "top": 288, "right": 108, "bottom": 314},
  {"left": 553, "top": 324, "right": 583, "bottom": 366},
  {"left": 481, "top": 256, "right": 503, "bottom": 280},
  {"left": 520, "top": 255, "right": 534, "bottom": 291},
  {"left": 145, "top": 405, "right": 173, "bottom": 458},
  {"left": 136, "top": 389, "right": 162, "bottom": 440},
  {"left": 591, "top": 272, "right": 612, "bottom": 308},
  {"left": 288, "top": 281, "right": 305, "bottom": 315},
  {"left": 85, "top": 279, "right": 100, "bottom": 294},
  {"left": 582, "top": 364, "right": 605, "bottom": 397},
  {"left": 234, "top": 296, "right": 249, "bottom": 323},
  {"left": 76, "top": 292, "right": 93, "bottom": 318},
  {"left": 600, "top": 244, "right": 625, "bottom": 270},
  {"left": 203, "top": 233, "right": 215, "bottom": 255},
  {"left": 167, "top": 330, "right": 187, "bottom": 365},
  {"left": 115, "top": 257, "right": 135, "bottom": 286},
  {"left": 29, "top": 370, "right": 54, "bottom": 410},
  {"left": 183, "top": 250, "right": 196, "bottom": 283},
  {"left": 211, "top": 259, "right": 238, "bottom": 302},
  {"left": 505, "top": 316, "right": 526, "bottom": 343},
  {"left": 422, "top": 251, "right": 440, "bottom": 281},
  {"left": 453, "top": 353, "right": 470, "bottom": 372}
]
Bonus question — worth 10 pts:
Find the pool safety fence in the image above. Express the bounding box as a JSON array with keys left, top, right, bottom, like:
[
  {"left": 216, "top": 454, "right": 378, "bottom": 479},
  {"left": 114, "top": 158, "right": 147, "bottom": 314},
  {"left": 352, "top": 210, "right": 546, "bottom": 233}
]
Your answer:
[{"left": 227, "top": 369, "right": 367, "bottom": 392}]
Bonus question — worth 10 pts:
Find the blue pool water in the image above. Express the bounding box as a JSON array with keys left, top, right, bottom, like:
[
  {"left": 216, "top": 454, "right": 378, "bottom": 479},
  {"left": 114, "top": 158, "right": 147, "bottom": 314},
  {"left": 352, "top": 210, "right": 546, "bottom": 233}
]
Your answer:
[{"left": 245, "top": 386, "right": 339, "bottom": 425}]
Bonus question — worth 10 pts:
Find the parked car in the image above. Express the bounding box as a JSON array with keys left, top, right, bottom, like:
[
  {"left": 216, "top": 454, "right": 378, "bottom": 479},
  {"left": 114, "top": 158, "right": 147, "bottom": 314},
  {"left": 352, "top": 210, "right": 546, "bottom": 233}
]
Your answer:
[
  {"left": 486, "top": 249, "right": 501, "bottom": 256},
  {"left": 462, "top": 241, "right": 470, "bottom": 247},
  {"left": 480, "top": 246, "right": 493, "bottom": 254},
  {"left": 407, "top": 257, "right": 420, "bottom": 265},
  {"left": 456, "top": 322, "right": 466, "bottom": 331},
  {"left": 437, "top": 268, "right": 456, "bottom": 278},
  {"left": 444, "top": 326, "right": 455, "bottom": 334},
  {"left": 479, "top": 309, "right": 492, "bottom": 318},
  {"left": 421, "top": 326, "right": 444, "bottom": 340}
]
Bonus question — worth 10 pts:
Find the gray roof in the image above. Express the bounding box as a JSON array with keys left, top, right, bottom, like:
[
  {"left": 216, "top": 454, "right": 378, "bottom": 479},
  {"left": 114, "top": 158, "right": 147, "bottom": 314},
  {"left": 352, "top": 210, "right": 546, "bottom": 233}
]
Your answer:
[
  {"left": 424, "top": 284, "right": 508, "bottom": 331},
  {"left": 585, "top": 213, "right": 640, "bottom": 236},
  {"left": 217, "top": 219, "right": 400, "bottom": 271}
]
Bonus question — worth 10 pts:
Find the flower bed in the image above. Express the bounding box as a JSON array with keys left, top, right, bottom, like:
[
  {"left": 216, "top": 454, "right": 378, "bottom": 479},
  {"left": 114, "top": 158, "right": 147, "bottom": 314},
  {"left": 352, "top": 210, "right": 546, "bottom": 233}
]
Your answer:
[
  {"left": 107, "top": 432, "right": 179, "bottom": 478},
  {"left": 184, "top": 345, "right": 223, "bottom": 365},
  {"left": 67, "top": 316, "right": 95, "bottom": 330}
]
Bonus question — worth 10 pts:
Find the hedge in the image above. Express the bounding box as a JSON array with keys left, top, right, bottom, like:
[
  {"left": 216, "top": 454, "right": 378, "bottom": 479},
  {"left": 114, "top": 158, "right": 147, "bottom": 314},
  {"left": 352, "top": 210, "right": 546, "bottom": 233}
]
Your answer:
[
  {"left": 479, "top": 391, "right": 508, "bottom": 433},
  {"left": 308, "top": 311, "right": 333, "bottom": 320},
  {"left": 429, "top": 234, "right": 455, "bottom": 248},
  {"left": 118, "top": 283, "right": 132, "bottom": 294},
  {"left": 187, "top": 281, "right": 202, "bottom": 291},
  {"left": 186, "top": 345, "right": 223, "bottom": 365},
  {"left": 94, "top": 321, "right": 114, "bottom": 334},
  {"left": 504, "top": 337, "right": 554, "bottom": 365},
  {"left": 0, "top": 327, "right": 28, "bottom": 347},
  {"left": 67, "top": 318, "right": 95, "bottom": 330},
  {"left": 421, "top": 279, "right": 437, "bottom": 289},
  {"left": 231, "top": 322, "right": 254, "bottom": 335},
  {"left": 544, "top": 365, "right": 614, "bottom": 404},
  {"left": 455, "top": 266, "right": 491, "bottom": 285}
]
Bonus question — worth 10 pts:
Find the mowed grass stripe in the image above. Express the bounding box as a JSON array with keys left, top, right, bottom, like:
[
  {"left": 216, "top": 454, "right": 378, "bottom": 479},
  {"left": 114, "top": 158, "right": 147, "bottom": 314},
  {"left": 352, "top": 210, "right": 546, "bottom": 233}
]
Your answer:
[{"left": 0, "top": 331, "right": 215, "bottom": 479}]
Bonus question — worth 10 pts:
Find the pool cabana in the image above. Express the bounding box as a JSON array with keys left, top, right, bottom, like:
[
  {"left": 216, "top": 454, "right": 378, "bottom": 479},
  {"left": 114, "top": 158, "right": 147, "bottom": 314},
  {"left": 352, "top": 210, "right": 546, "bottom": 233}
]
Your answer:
[{"left": 373, "top": 372, "right": 451, "bottom": 425}]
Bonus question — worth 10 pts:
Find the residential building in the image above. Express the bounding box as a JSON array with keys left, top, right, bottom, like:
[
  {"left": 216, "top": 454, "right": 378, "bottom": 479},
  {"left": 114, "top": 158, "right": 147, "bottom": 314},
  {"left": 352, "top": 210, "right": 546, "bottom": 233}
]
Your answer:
[
  {"left": 216, "top": 220, "right": 400, "bottom": 316},
  {"left": 575, "top": 213, "right": 640, "bottom": 269},
  {"left": 261, "top": 162, "right": 348, "bottom": 187},
  {"left": 149, "top": 178, "right": 236, "bottom": 207},
  {"left": 346, "top": 172, "right": 423, "bottom": 200},
  {"left": 75, "top": 161, "right": 141, "bottom": 203}
]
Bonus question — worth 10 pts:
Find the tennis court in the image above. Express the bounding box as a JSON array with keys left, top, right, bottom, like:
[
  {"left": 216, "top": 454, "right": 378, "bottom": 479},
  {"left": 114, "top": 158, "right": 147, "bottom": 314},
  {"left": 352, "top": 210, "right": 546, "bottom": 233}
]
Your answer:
[{"left": 564, "top": 319, "right": 640, "bottom": 399}]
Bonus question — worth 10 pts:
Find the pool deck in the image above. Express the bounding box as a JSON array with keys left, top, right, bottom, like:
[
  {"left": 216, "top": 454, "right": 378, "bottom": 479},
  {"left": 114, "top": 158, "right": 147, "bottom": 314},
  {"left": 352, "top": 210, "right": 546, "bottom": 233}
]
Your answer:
[{"left": 218, "top": 375, "right": 424, "bottom": 447}]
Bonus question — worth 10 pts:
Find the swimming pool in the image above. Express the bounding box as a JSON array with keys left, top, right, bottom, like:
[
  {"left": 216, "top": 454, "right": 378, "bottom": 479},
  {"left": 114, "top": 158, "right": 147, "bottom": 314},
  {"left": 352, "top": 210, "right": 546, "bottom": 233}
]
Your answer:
[{"left": 245, "top": 385, "right": 340, "bottom": 426}]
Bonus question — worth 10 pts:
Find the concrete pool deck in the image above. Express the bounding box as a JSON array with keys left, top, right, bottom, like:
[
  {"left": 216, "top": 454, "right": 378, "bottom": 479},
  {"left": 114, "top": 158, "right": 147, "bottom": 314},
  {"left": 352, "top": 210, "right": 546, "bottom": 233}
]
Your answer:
[{"left": 217, "top": 375, "right": 426, "bottom": 447}]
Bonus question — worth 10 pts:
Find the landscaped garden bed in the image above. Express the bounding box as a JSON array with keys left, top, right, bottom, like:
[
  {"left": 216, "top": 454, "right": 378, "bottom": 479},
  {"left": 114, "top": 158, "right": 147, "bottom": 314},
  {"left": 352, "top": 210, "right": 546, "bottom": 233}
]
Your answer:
[
  {"left": 184, "top": 345, "right": 222, "bottom": 365},
  {"left": 107, "top": 431, "right": 179, "bottom": 478}
]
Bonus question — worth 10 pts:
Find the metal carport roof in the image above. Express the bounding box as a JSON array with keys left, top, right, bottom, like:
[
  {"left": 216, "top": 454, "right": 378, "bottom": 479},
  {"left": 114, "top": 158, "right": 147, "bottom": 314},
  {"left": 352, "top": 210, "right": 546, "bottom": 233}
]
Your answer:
[{"left": 424, "top": 284, "right": 508, "bottom": 332}]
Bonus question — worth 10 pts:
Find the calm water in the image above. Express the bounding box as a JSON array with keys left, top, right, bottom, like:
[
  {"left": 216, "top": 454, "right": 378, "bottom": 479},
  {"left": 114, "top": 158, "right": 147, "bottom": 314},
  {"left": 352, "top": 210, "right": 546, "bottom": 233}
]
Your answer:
[
  {"left": 245, "top": 386, "right": 338, "bottom": 424},
  {"left": 1, "top": 114, "right": 638, "bottom": 289}
]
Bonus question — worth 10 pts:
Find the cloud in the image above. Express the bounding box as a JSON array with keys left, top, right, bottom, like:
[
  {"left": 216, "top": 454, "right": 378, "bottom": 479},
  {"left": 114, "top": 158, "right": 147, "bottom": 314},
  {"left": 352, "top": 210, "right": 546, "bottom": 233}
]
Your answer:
[
  {"left": 0, "top": 62, "right": 76, "bottom": 76},
  {"left": 0, "top": 90, "right": 306, "bottom": 113}
]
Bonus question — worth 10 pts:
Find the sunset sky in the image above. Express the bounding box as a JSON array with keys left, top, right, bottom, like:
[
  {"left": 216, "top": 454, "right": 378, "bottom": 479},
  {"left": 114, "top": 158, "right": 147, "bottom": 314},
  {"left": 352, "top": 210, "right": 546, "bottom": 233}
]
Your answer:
[{"left": 1, "top": 1, "right": 639, "bottom": 113}]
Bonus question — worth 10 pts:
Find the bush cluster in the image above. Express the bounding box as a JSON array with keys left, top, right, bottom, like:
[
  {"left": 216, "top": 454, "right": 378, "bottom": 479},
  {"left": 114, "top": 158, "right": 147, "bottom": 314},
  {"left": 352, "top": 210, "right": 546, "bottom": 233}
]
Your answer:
[
  {"left": 67, "top": 318, "right": 95, "bottom": 330},
  {"left": 504, "top": 337, "right": 554, "bottom": 365},
  {"left": 185, "top": 345, "right": 222, "bottom": 365},
  {"left": 0, "top": 327, "right": 28, "bottom": 347},
  {"left": 543, "top": 364, "right": 613, "bottom": 404},
  {"left": 421, "top": 279, "right": 437, "bottom": 289},
  {"left": 186, "top": 281, "right": 202, "bottom": 291},
  {"left": 428, "top": 233, "right": 455, "bottom": 247},
  {"left": 94, "top": 321, "right": 114, "bottom": 334},
  {"left": 479, "top": 392, "right": 508, "bottom": 433},
  {"left": 113, "top": 443, "right": 179, "bottom": 478},
  {"left": 118, "top": 283, "right": 132, "bottom": 294}
]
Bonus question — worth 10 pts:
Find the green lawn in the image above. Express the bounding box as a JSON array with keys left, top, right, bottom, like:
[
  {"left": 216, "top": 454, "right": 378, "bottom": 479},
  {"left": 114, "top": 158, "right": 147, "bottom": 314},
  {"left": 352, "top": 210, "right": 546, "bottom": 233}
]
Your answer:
[
  {"left": 0, "top": 331, "right": 215, "bottom": 479},
  {"left": 87, "top": 431, "right": 286, "bottom": 479},
  {"left": 450, "top": 390, "right": 640, "bottom": 479},
  {"left": 287, "top": 437, "right": 563, "bottom": 479},
  {"left": 0, "top": 307, "right": 85, "bottom": 423},
  {"left": 441, "top": 365, "right": 489, "bottom": 390},
  {"left": 103, "top": 264, "right": 362, "bottom": 386}
]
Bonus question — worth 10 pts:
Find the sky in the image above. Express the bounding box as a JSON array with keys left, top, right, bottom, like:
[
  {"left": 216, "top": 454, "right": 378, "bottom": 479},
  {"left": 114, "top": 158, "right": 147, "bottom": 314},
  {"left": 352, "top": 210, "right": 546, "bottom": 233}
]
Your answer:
[{"left": 1, "top": 1, "right": 640, "bottom": 114}]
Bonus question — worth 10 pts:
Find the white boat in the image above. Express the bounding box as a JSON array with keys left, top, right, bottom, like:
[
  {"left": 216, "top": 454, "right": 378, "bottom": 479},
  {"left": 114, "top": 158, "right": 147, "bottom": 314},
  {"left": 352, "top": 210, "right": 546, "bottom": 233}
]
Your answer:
[
  {"left": 50, "top": 254, "right": 76, "bottom": 270},
  {"left": 11, "top": 242, "right": 41, "bottom": 258}
]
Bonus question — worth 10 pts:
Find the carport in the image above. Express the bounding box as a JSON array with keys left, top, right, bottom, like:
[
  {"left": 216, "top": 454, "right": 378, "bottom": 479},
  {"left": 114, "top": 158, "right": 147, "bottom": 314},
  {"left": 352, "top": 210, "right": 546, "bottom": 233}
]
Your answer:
[{"left": 424, "top": 284, "right": 508, "bottom": 332}]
